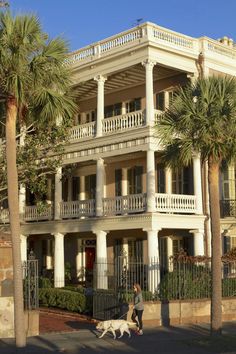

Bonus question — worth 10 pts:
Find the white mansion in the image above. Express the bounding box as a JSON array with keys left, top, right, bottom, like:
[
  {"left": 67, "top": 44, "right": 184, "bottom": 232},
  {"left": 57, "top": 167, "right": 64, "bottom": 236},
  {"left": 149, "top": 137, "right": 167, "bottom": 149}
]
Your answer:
[{"left": 1, "top": 22, "right": 236, "bottom": 289}]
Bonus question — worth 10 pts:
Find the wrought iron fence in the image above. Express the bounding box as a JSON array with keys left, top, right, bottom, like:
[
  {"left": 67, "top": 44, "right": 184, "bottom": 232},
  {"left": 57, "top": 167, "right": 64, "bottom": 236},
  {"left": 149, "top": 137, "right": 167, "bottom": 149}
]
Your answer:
[
  {"left": 93, "top": 255, "right": 236, "bottom": 301},
  {"left": 22, "top": 253, "right": 39, "bottom": 310}
]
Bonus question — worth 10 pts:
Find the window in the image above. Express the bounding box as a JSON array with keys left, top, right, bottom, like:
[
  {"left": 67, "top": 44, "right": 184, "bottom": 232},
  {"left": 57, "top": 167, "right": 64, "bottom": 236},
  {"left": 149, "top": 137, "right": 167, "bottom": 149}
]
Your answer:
[
  {"left": 156, "top": 92, "right": 165, "bottom": 111},
  {"left": 104, "top": 103, "right": 122, "bottom": 118},
  {"left": 85, "top": 174, "right": 96, "bottom": 199},
  {"left": 128, "top": 239, "right": 143, "bottom": 261},
  {"left": 157, "top": 164, "right": 165, "bottom": 193},
  {"left": 84, "top": 110, "right": 96, "bottom": 123},
  {"left": 115, "top": 169, "right": 122, "bottom": 196},
  {"left": 125, "top": 98, "right": 141, "bottom": 113},
  {"left": 128, "top": 166, "right": 143, "bottom": 194},
  {"left": 172, "top": 167, "right": 193, "bottom": 194},
  {"left": 72, "top": 177, "right": 80, "bottom": 201},
  {"left": 168, "top": 90, "right": 178, "bottom": 106},
  {"left": 221, "top": 163, "right": 236, "bottom": 200}
]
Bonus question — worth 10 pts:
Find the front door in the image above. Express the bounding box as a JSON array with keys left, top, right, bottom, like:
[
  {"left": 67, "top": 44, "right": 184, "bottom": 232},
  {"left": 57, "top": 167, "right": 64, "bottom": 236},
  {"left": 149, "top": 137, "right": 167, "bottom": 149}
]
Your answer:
[{"left": 85, "top": 247, "right": 95, "bottom": 286}]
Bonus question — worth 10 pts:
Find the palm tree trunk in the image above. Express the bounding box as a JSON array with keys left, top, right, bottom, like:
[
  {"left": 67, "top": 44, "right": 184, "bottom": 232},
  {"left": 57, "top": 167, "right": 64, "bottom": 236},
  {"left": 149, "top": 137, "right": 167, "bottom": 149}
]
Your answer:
[
  {"left": 208, "top": 158, "right": 222, "bottom": 336},
  {"left": 6, "top": 97, "right": 26, "bottom": 347}
]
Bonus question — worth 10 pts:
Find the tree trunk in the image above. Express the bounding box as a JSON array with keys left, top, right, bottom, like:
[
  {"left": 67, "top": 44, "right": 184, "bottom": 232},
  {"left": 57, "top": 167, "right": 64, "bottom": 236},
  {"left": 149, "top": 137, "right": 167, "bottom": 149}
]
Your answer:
[
  {"left": 6, "top": 97, "right": 26, "bottom": 347},
  {"left": 208, "top": 158, "right": 222, "bottom": 336}
]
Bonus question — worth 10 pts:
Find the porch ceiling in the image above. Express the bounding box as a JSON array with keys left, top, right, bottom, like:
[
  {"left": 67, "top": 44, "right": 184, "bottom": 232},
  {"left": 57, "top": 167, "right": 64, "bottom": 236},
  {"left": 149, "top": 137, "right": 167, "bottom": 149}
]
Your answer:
[{"left": 76, "top": 64, "right": 180, "bottom": 100}]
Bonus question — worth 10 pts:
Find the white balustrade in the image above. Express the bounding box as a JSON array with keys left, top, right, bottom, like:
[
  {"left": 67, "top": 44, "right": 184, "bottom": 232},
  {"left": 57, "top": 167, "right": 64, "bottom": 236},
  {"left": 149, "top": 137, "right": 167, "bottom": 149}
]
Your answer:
[
  {"left": 103, "top": 194, "right": 146, "bottom": 215},
  {"left": 103, "top": 111, "right": 144, "bottom": 134},
  {"left": 206, "top": 39, "right": 236, "bottom": 59},
  {"left": 100, "top": 29, "right": 141, "bottom": 53},
  {"left": 65, "top": 46, "right": 95, "bottom": 65},
  {"left": 60, "top": 200, "right": 95, "bottom": 218},
  {"left": 24, "top": 205, "right": 53, "bottom": 221},
  {"left": 155, "top": 193, "right": 196, "bottom": 213},
  {"left": 70, "top": 122, "right": 95, "bottom": 141},
  {"left": 152, "top": 26, "right": 195, "bottom": 50},
  {"left": 154, "top": 109, "right": 164, "bottom": 124}
]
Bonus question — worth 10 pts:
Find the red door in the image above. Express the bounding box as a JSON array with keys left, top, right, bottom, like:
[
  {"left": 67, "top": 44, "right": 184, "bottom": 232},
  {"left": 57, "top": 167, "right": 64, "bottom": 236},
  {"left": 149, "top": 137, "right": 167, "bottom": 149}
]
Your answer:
[{"left": 85, "top": 247, "right": 96, "bottom": 270}]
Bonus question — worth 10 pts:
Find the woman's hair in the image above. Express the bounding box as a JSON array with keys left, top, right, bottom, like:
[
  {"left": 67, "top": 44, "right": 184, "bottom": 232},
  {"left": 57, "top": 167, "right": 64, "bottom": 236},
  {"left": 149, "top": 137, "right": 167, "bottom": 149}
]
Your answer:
[{"left": 134, "top": 283, "right": 142, "bottom": 293}]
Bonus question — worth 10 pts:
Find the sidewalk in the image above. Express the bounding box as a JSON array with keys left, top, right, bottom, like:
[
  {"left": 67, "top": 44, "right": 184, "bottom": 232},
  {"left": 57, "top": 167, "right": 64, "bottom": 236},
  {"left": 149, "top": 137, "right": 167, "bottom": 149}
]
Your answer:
[{"left": 1, "top": 311, "right": 236, "bottom": 354}]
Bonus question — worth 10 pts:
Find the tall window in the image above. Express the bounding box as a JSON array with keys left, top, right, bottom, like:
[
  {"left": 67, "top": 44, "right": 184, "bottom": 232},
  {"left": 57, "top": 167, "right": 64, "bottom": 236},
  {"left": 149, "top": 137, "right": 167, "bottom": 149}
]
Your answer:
[
  {"left": 156, "top": 92, "right": 165, "bottom": 111},
  {"left": 115, "top": 169, "right": 122, "bottom": 196},
  {"left": 172, "top": 167, "right": 193, "bottom": 194},
  {"left": 125, "top": 98, "right": 141, "bottom": 113},
  {"left": 157, "top": 164, "right": 165, "bottom": 193},
  {"left": 104, "top": 103, "right": 122, "bottom": 118},
  {"left": 221, "top": 163, "right": 236, "bottom": 200},
  {"left": 128, "top": 239, "right": 143, "bottom": 261},
  {"left": 128, "top": 166, "right": 143, "bottom": 194},
  {"left": 85, "top": 174, "right": 96, "bottom": 199},
  {"left": 72, "top": 177, "right": 80, "bottom": 201}
]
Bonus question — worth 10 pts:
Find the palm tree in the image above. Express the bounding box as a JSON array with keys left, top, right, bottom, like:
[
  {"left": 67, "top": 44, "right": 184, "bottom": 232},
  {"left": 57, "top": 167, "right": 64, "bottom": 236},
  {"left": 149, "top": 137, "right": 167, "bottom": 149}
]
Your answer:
[
  {"left": 158, "top": 76, "right": 236, "bottom": 336},
  {"left": 0, "top": 12, "right": 77, "bottom": 347}
]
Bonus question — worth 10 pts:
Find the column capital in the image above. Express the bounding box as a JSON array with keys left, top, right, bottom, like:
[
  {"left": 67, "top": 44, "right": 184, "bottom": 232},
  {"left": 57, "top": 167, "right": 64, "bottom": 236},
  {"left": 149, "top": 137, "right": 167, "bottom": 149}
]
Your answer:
[
  {"left": 143, "top": 228, "right": 162, "bottom": 233},
  {"left": 142, "top": 59, "right": 156, "bottom": 69},
  {"left": 94, "top": 74, "right": 107, "bottom": 83},
  {"left": 92, "top": 230, "right": 108, "bottom": 236},
  {"left": 189, "top": 229, "right": 204, "bottom": 234},
  {"left": 192, "top": 151, "right": 201, "bottom": 160},
  {"left": 52, "top": 232, "right": 66, "bottom": 238}
]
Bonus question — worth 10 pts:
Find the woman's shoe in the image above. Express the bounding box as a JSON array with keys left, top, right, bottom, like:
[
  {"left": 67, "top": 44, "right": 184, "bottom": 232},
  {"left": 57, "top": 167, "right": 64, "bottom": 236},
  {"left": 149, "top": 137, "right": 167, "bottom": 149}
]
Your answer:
[{"left": 137, "top": 330, "right": 143, "bottom": 335}]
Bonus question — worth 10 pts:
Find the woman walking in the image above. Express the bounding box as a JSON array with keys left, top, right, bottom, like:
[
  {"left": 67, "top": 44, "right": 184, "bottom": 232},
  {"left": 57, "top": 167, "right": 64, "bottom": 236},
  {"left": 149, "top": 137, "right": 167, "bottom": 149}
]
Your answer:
[{"left": 132, "top": 283, "right": 144, "bottom": 335}]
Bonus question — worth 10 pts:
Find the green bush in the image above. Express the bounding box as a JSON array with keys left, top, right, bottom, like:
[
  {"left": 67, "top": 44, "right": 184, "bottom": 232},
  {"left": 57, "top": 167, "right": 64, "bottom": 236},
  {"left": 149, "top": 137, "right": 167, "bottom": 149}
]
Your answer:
[
  {"left": 222, "top": 278, "right": 236, "bottom": 297},
  {"left": 159, "top": 267, "right": 211, "bottom": 301},
  {"left": 39, "top": 276, "right": 53, "bottom": 288},
  {"left": 39, "top": 288, "right": 86, "bottom": 313}
]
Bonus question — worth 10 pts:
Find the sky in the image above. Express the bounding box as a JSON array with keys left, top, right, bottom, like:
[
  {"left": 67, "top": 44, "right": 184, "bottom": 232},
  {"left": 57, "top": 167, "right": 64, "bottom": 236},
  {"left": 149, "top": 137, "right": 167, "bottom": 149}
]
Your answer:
[{"left": 8, "top": 0, "right": 236, "bottom": 52}]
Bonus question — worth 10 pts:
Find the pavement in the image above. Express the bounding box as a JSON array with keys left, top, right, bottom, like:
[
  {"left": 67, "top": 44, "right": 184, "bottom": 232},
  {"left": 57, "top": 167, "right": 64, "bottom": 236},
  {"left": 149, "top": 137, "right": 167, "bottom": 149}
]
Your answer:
[{"left": 1, "top": 310, "right": 236, "bottom": 354}]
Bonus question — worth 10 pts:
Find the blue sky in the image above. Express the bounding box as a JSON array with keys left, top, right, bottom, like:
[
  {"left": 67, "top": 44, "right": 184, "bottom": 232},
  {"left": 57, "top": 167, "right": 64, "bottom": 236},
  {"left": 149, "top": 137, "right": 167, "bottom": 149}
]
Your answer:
[{"left": 8, "top": 0, "right": 236, "bottom": 52}]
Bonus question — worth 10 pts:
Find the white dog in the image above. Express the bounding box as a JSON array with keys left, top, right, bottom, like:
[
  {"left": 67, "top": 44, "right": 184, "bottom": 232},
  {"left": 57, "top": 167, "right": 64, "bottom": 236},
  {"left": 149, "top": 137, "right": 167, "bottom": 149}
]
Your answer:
[{"left": 96, "top": 319, "right": 137, "bottom": 339}]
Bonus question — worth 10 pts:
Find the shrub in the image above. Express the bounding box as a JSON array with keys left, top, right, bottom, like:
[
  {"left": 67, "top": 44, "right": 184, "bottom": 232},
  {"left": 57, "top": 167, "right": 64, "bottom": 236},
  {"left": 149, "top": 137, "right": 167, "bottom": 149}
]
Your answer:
[
  {"left": 39, "top": 288, "right": 86, "bottom": 313},
  {"left": 39, "top": 276, "right": 53, "bottom": 288}
]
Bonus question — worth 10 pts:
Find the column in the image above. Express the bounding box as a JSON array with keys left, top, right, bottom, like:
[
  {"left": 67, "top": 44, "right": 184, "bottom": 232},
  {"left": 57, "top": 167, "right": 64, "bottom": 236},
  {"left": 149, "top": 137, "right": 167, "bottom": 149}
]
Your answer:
[
  {"left": 166, "top": 236, "right": 173, "bottom": 271},
  {"left": 164, "top": 91, "right": 169, "bottom": 109},
  {"left": 121, "top": 168, "right": 128, "bottom": 196},
  {"left": 193, "top": 153, "right": 203, "bottom": 214},
  {"left": 19, "top": 186, "right": 26, "bottom": 217},
  {"left": 146, "top": 149, "right": 156, "bottom": 212},
  {"left": 94, "top": 75, "right": 107, "bottom": 137},
  {"left": 190, "top": 229, "right": 205, "bottom": 256},
  {"left": 94, "top": 230, "right": 108, "bottom": 289},
  {"left": 54, "top": 232, "right": 65, "bottom": 288},
  {"left": 165, "top": 167, "right": 172, "bottom": 194},
  {"left": 54, "top": 167, "right": 62, "bottom": 220},
  {"left": 145, "top": 229, "right": 161, "bottom": 292},
  {"left": 79, "top": 176, "right": 85, "bottom": 200},
  {"left": 142, "top": 59, "right": 156, "bottom": 126},
  {"left": 121, "top": 102, "right": 126, "bottom": 115},
  {"left": 96, "top": 158, "right": 104, "bottom": 217},
  {"left": 20, "top": 234, "right": 28, "bottom": 263},
  {"left": 46, "top": 239, "right": 53, "bottom": 270},
  {"left": 76, "top": 238, "right": 84, "bottom": 281}
]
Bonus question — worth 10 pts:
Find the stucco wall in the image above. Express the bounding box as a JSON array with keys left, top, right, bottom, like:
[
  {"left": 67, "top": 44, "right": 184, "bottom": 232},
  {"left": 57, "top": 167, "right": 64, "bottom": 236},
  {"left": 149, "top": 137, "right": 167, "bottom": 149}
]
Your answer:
[{"left": 127, "top": 298, "right": 236, "bottom": 326}]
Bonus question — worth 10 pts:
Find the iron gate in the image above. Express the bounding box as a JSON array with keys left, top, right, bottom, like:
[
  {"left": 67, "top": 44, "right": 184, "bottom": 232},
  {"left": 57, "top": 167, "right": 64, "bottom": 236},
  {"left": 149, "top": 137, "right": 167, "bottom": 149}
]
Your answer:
[{"left": 22, "top": 252, "right": 39, "bottom": 310}]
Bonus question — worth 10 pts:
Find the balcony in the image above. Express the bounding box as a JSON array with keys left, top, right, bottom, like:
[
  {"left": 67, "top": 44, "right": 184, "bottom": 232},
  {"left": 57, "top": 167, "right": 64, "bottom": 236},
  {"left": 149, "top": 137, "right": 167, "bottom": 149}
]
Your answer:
[
  {"left": 70, "top": 110, "right": 162, "bottom": 142},
  {"left": 0, "top": 193, "right": 197, "bottom": 223},
  {"left": 220, "top": 200, "right": 236, "bottom": 218}
]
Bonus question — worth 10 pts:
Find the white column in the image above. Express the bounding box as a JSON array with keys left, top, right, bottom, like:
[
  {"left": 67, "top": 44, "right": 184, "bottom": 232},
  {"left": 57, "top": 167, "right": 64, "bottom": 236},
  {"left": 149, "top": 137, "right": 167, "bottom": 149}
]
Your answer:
[
  {"left": 79, "top": 176, "right": 85, "bottom": 200},
  {"left": 193, "top": 153, "right": 203, "bottom": 214},
  {"left": 121, "top": 102, "right": 126, "bottom": 115},
  {"left": 76, "top": 238, "right": 84, "bottom": 281},
  {"left": 46, "top": 239, "right": 53, "bottom": 270},
  {"left": 19, "top": 186, "right": 26, "bottom": 217},
  {"left": 20, "top": 234, "right": 28, "bottom": 263},
  {"left": 94, "top": 230, "right": 108, "bottom": 289},
  {"left": 190, "top": 229, "right": 205, "bottom": 256},
  {"left": 145, "top": 229, "right": 161, "bottom": 292},
  {"left": 142, "top": 59, "right": 156, "bottom": 126},
  {"left": 121, "top": 168, "right": 128, "bottom": 196},
  {"left": 146, "top": 149, "right": 156, "bottom": 212},
  {"left": 96, "top": 158, "right": 104, "bottom": 217},
  {"left": 165, "top": 167, "right": 172, "bottom": 194},
  {"left": 54, "top": 167, "right": 62, "bottom": 220},
  {"left": 164, "top": 91, "right": 169, "bottom": 109},
  {"left": 94, "top": 75, "right": 107, "bottom": 137},
  {"left": 54, "top": 232, "right": 65, "bottom": 288},
  {"left": 166, "top": 236, "right": 173, "bottom": 271}
]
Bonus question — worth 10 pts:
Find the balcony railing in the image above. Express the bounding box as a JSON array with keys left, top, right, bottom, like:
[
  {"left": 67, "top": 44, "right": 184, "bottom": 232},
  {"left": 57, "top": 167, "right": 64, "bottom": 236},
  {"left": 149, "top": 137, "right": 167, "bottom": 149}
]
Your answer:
[
  {"left": 70, "top": 121, "right": 95, "bottom": 141},
  {"left": 103, "top": 110, "right": 144, "bottom": 134},
  {"left": 155, "top": 193, "right": 196, "bottom": 213},
  {"left": 220, "top": 200, "right": 236, "bottom": 218},
  {"left": 60, "top": 199, "right": 95, "bottom": 218},
  {"left": 103, "top": 193, "right": 146, "bottom": 215},
  {"left": 0, "top": 193, "right": 198, "bottom": 223}
]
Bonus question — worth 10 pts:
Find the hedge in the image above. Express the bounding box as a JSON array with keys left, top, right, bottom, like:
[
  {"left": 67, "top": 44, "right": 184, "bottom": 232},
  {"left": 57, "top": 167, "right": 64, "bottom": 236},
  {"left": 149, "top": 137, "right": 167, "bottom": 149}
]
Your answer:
[{"left": 39, "top": 288, "right": 86, "bottom": 313}]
